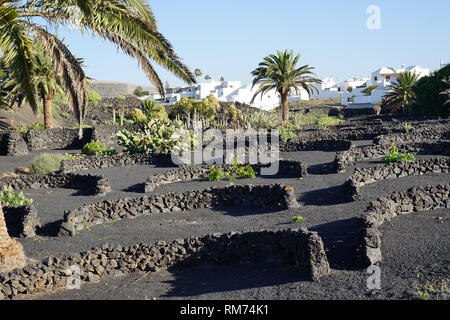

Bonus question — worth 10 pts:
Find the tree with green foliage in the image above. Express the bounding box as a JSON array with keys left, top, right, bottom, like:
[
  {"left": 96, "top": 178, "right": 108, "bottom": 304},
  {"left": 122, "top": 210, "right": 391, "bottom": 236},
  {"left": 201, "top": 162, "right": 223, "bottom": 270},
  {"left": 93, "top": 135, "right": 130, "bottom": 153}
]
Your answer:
[
  {"left": 205, "top": 75, "right": 212, "bottom": 81},
  {"left": 411, "top": 65, "right": 450, "bottom": 117},
  {"left": 347, "top": 86, "right": 353, "bottom": 93},
  {"left": 0, "top": 1, "right": 196, "bottom": 137},
  {"left": 384, "top": 71, "right": 420, "bottom": 114},
  {"left": 220, "top": 77, "right": 224, "bottom": 82},
  {"left": 251, "top": 50, "right": 321, "bottom": 123},
  {"left": 133, "top": 86, "right": 149, "bottom": 97},
  {"left": 142, "top": 99, "right": 168, "bottom": 120},
  {"left": 194, "top": 68, "right": 202, "bottom": 80}
]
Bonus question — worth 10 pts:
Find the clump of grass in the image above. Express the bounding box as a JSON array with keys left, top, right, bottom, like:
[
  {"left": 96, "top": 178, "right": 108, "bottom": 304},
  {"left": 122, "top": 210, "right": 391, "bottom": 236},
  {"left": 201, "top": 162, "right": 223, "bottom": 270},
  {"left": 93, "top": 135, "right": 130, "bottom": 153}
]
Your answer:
[
  {"left": 81, "top": 140, "right": 106, "bottom": 156},
  {"left": 383, "top": 143, "right": 415, "bottom": 163},
  {"left": 207, "top": 166, "right": 224, "bottom": 181},
  {"left": 0, "top": 186, "right": 33, "bottom": 206}
]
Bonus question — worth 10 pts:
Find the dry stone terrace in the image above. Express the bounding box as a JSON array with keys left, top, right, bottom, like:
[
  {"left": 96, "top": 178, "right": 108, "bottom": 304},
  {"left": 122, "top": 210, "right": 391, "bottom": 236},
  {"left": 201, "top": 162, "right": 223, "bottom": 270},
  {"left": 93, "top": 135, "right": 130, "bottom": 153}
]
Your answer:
[{"left": 0, "top": 116, "right": 449, "bottom": 300}]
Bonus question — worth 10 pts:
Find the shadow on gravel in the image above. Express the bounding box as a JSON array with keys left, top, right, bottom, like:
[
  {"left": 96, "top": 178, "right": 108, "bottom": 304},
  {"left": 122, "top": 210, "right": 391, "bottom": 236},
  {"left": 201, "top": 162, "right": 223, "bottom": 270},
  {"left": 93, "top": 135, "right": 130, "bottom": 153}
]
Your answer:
[
  {"left": 36, "top": 220, "right": 63, "bottom": 237},
  {"left": 122, "top": 183, "right": 145, "bottom": 193},
  {"left": 306, "top": 162, "right": 335, "bottom": 175},
  {"left": 298, "top": 185, "right": 346, "bottom": 206},
  {"left": 161, "top": 262, "right": 307, "bottom": 298},
  {"left": 310, "top": 218, "right": 362, "bottom": 271}
]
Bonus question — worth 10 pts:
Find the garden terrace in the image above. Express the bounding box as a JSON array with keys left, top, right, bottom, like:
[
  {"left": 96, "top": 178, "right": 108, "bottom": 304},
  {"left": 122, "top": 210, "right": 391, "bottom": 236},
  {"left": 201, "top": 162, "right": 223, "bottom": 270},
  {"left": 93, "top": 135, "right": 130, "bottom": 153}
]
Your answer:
[
  {"left": 144, "top": 160, "right": 308, "bottom": 192},
  {"left": 0, "top": 228, "right": 329, "bottom": 300},
  {"left": 0, "top": 172, "right": 111, "bottom": 196},
  {"left": 58, "top": 184, "right": 300, "bottom": 237},
  {"left": 357, "top": 184, "right": 450, "bottom": 266},
  {"left": 334, "top": 141, "right": 450, "bottom": 173},
  {"left": 343, "top": 158, "right": 450, "bottom": 201}
]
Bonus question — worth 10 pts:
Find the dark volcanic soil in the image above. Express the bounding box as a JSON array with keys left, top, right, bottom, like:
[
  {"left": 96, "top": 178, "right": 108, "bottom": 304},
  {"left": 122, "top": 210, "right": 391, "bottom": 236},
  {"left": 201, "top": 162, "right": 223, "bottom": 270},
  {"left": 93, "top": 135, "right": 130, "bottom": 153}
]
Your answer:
[{"left": 0, "top": 142, "right": 448, "bottom": 300}]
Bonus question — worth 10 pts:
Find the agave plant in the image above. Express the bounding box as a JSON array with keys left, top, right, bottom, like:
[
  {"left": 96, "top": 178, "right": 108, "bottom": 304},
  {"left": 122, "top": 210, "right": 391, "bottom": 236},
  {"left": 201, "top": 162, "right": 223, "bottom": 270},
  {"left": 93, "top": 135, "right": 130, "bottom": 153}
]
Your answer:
[{"left": 0, "top": 1, "right": 196, "bottom": 137}]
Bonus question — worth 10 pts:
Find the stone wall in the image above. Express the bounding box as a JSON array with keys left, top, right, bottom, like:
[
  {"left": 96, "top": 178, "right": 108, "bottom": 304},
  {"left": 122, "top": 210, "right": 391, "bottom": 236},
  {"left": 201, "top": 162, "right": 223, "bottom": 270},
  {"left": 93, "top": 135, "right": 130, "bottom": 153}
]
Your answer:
[
  {"left": 343, "top": 158, "right": 450, "bottom": 201},
  {"left": 374, "top": 125, "right": 450, "bottom": 146},
  {"left": 2, "top": 205, "right": 41, "bottom": 238},
  {"left": 280, "top": 139, "right": 354, "bottom": 152},
  {"left": 334, "top": 141, "right": 450, "bottom": 173},
  {"left": 60, "top": 153, "right": 174, "bottom": 173},
  {"left": 0, "top": 172, "right": 111, "bottom": 196},
  {"left": 0, "top": 228, "right": 330, "bottom": 299},
  {"left": 144, "top": 160, "right": 308, "bottom": 192},
  {"left": 59, "top": 184, "right": 300, "bottom": 236},
  {"left": 357, "top": 184, "right": 450, "bottom": 266}
]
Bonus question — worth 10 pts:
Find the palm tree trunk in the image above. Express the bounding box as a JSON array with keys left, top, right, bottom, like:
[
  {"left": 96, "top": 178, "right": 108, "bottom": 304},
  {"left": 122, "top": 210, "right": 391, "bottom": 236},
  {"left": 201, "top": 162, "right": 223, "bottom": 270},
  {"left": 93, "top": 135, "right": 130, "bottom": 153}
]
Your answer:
[
  {"left": 0, "top": 202, "right": 27, "bottom": 273},
  {"left": 281, "top": 92, "right": 289, "bottom": 124},
  {"left": 43, "top": 96, "right": 54, "bottom": 129}
]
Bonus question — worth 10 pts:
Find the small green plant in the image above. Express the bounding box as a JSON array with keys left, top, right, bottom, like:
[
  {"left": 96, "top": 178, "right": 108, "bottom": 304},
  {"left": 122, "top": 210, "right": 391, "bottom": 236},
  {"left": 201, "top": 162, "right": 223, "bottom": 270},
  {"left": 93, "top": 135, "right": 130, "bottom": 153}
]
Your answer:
[
  {"left": 88, "top": 90, "right": 102, "bottom": 106},
  {"left": 81, "top": 141, "right": 106, "bottom": 156},
  {"left": 129, "top": 108, "right": 148, "bottom": 124},
  {"left": 60, "top": 112, "right": 70, "bottom": 118},
  {"left": 279, "top": 128, "right": 297, "bottom": 141},
  {"left": 28, "top": 122, "right": 45, "bottom": 131},
  {"left": 29, "top": 153, "right": 66, "bottom": 174},
  {"left": 0, "top": 186, "right": 33, "bottom": 206},
  {"left": 292, "top": 216, "right": 306, "bottom": 223},
  {"left": 383, "top": 143, "right": 416, "bottom": 163},
  {"left": 63, "top": 153, "right": 81, "bottom": 161},
  {"left": 235, "top": 165, "right": 256, "bottom": 179},
  {"left": 117, "top": 95, "right": 126, "bottom": 101},
  {"left": 142, "top": 99, "right": 169, "bottom": 120},
  {"left": 207, "top": 166, "right": 224, "bottom": 181},
  {"left": 98, "top": 148, "right": 118, "bottom": 156},
  {"left": 402, "top": 123, "right": 414, "bottom": 132},
  {"left": 414, "top": 279, "right": 449, "bottom": 300}
]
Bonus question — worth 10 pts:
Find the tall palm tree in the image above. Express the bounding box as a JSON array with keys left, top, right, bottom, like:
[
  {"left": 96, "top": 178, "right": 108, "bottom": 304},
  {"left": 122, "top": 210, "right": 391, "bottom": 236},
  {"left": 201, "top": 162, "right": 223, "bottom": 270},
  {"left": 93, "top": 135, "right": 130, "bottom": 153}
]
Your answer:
[
  {"left": 194, "top": 68, "right": 202, "bottom": 80},
  {"left": 0, "top": 1, "right": 196, "bottom": 137},
  {"left": 251, "top": 50, "right": 321, "bottom": 123},
  {"left": 384, "top": 71, "right": 420, "bottom": 114}
]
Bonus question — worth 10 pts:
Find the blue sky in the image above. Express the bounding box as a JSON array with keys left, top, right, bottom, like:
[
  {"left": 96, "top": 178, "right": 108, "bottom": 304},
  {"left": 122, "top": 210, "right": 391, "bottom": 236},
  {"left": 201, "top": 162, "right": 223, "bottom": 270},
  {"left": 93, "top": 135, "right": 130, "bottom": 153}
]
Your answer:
[{"left": 56, "top": 0, "right": 450, "bottom": 87}]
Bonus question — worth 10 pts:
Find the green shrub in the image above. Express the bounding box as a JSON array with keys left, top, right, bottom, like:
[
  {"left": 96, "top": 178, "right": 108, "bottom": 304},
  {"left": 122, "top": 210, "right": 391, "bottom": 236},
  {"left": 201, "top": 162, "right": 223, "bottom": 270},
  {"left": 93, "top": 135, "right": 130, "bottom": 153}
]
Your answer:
[
  {"left": 142, "top": 99, "right": 168, "bottom": 120},
  {"left": 81, "top": 141, "right": 106, "bottom": 156},
  {"left": 207, "top": 166, "right": 224, "bottom": 181},
  {"left": 98, "top": 148, "right": 118, "bottom": 156},
  {"left": 169, "top": 96, "right": 215, "bottom": 120},
  {"left": 88, "top": 90, "right": 102, "bottom": 106},
  {"left": 0, "top": 186, "right": 33, "bottom": 206},
  {"left": 411, "top": 64, "right": 450, "bottom": 117},
  {"left": 292, "top": 216, "right": 306, "bottom": 223},
  {"left": 383, "top": 143, "right": 416, "bottom": 163},
  {"left": 30, "top": 153, "right": 66, "bottom": 174},
  {"left": 117, "top": 119, "right": 183, "bottom": 154},
  {"left": 317, "top": 115, "right": 344, "bottom": 129},
  {"left": 402, "top": 123, "right": 414, "bottom": 132},
  {"left": 279, "top": 128, "right": 297, "bottom": 141},
  {"left": 117, "top": 95, "right": 126, "bottom": 101},
  {"left": 129, "top": 108, "right": 148, "bottom": 124}
]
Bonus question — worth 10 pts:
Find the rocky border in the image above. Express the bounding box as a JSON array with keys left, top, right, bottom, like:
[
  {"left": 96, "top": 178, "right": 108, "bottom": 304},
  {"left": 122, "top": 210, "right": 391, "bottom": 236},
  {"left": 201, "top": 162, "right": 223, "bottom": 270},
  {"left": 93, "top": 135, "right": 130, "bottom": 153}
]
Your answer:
[
  {"left": 280, "top": 139, "right": 354, "bottom": 152},
  {"left": 343, "top": 158, "right": 450, "bottom": 201},
  {"left": 334, "top": 141, "right": 450, "bottom": 173},
  {"left": 0, "top": 228, "right": 330, "bottom": 300},
  {"left": 144, "top": 160, "right": 308, "bottom": 192},
  {"left": 59, "top": 184, "right": 300, "bottom": 236},
  {"left": 2, "top": 205, "right": 41, "bottom": 238},
  {"left": 356, "top": 184, "right": 450, "bottom": 266},
  {"left": 60, "top": 153, "right": 173, "bottom": 173},
  {"left": 373, "top": 125, "right": 450, "bottom": 146},
  {"left": 0, "top": 172, "right": 111, "bottom": 196}
]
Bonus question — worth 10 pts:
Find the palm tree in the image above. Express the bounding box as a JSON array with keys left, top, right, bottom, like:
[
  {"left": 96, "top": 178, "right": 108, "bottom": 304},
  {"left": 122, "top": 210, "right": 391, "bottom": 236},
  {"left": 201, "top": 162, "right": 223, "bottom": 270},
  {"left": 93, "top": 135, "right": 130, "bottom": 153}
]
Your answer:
[
  {"left": 194, "top": 68, "right": 203, "bottom": 80},
  {"left": 0, "top": 1, "right": 196, "bottom": 137},
  {"left": 251, "top": 50, "right": 321, "bottom": 123},
  {"left": 384, "top": 71, "right": 420, "bottom": 113},
  {"left": 205, "top": 75, "right": 212, "bottom": 81}
]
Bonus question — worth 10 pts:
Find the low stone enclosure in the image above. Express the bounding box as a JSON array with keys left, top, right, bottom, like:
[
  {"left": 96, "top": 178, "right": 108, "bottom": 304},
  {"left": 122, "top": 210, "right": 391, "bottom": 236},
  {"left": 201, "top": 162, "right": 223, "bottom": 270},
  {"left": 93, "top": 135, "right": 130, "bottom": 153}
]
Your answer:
[
  {"left": 343, "top": 158, "right": 450, "bottom": 202},
  {"left": 0, "top": 228, "right": 330, "bottom": 300},
  {"left": 373, "top": 125, "right": 450, "bottom": 146},
  {"left": 59, "top": 184, "right": 300, "bottom": 237},
  {"left": 334, "top": 141, "right": 450, "bottom": 173},
  {"left": 2, "top": 205, "right": 40, "bottom": 238},
  {"left": 0, "top": 172, "right": 111, "bottom": 196},
  {"left": 0, "top": 125, "right": 143, "bottom": 156},
  {"left": 356, "top": 184, "right": 450, "bottom": 266},
  {"left": 144, "top": 160, "right": 308, "bottom": 192}
]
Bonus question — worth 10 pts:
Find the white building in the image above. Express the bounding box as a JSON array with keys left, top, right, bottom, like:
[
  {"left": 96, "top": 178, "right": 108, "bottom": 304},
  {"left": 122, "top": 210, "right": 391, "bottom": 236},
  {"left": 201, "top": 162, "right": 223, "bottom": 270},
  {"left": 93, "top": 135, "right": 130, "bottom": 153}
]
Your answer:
[
  {"left": 142, "top": 80, "right": 291, "bottom": 111},
  {"left": 310, "top": 65, "right": 431, "bottom": 107}
]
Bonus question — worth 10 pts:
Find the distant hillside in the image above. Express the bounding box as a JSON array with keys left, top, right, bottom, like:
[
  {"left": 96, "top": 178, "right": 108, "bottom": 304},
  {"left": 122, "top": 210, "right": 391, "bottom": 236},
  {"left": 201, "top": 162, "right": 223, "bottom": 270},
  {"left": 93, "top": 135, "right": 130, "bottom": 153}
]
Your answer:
[{"left": 88, "top": 80, "right": 156, "bottom": 98}]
